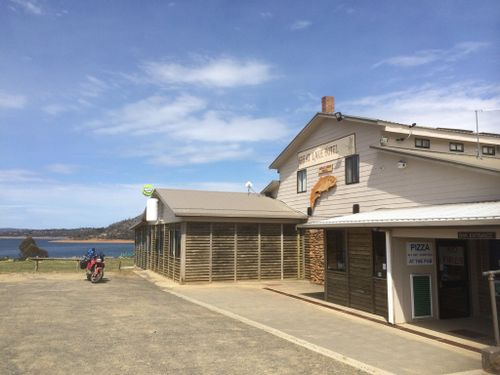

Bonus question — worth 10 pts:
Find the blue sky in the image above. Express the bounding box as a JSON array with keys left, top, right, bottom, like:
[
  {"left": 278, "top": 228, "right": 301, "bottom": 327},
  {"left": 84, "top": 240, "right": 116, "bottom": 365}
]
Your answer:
[{"left": 1, "top": 0, "right": 499, "bottom": 228}]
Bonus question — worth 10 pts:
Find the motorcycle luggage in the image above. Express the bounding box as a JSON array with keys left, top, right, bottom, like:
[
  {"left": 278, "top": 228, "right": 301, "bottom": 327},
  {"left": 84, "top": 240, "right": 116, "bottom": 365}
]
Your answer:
[{"left": 79, "top": 258, "right": 88, "bottom": 269}]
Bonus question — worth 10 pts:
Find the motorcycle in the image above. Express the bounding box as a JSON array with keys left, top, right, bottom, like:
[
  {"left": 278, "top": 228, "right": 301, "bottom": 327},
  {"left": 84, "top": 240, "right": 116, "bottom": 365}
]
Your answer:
[
  {"left": 79, "top": 248, "right": 105, "bottom": 283},
  {"left": 86, "top": 254, "right": 105, "bottom": 283}
]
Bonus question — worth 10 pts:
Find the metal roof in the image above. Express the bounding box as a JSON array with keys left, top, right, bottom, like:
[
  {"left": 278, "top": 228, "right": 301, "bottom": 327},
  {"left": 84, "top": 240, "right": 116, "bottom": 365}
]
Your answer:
[
  {"left": 155, "top": 189, "right": 307, "bottom": 220},
  {"left": 302, "top": 201, "right": 500, "bottom": 228},
  {"left": 371, "top": 145, "right": 500, "bottom": 174},
  {"left": 268, "top": 111, "right": 500, "bottom": 170}
]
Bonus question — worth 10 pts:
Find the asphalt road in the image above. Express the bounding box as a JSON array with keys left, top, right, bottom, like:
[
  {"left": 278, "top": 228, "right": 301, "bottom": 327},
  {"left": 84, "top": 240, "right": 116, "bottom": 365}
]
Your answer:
[{"left": 0, "top": 273, "right": 366, "bottom": 375}]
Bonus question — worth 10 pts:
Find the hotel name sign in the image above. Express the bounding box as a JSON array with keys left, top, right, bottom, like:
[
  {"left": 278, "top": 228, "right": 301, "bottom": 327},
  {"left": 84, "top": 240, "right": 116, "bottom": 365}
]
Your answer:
[{"left": 298, "top": 134, "right": 355, "bottom": 169}]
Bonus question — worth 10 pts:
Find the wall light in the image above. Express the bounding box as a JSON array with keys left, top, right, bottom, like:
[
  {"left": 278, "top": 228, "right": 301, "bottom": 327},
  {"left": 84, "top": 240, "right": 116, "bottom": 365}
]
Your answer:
[
  {"left": 397, "top": 160, "right": 407, "bottom": 169},
  {"left": 334, "top": 112, "right": 344, "bottom": 121}
]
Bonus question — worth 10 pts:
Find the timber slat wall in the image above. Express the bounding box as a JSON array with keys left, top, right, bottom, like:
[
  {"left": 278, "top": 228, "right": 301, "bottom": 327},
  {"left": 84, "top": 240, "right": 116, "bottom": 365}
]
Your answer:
[
  {"left": 185, "top": 223, "right": 211, "bottom": 282},
  {"left": 373, "top": 277, "right": 388, "bottom": 318},
  {"left": 260, "top": 224, "right": 282, "bottom": 280},
  {"left": 321, "top": 228, "right": 389, "bottom": 319},
  {"left": 348, "top": 228, "right": 374, "bottom": 313},
  {"left": 135, "top": 224, "right": 181, "bottom": 282},
  {"left": 212, "top": 223, "right": 236, "bottom": 281},
  {"left": 326, "top": 271, "right": 349, "bottom": 306},
  {"left": 236, "top": 224, "right": 259, "bottom": 280},
  {"left": 283, "top": 224, "right": 299, "bottom": 278},
  {"left": 137, "top": 222, "right": 302, "bottom": 283}
]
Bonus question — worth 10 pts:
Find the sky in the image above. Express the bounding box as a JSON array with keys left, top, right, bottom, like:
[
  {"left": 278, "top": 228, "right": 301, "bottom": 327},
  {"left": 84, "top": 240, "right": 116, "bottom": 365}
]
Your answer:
[{"left": 1, "top": 0, "right": 499, "bottom": 228}]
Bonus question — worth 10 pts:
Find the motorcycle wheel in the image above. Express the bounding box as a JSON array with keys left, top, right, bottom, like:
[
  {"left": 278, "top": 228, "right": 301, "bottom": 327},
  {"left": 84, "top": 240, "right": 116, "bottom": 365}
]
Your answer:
[{"left": 90, "top": 269, "right": 103, "bottom": 283}]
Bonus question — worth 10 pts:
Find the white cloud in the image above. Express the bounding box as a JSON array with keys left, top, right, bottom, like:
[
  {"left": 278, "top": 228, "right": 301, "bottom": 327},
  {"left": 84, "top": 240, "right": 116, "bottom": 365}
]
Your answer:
[
  {"left": 46, "top": 163, "right": 77, "bottom": 175},
  {"left": 0, "top": 91, "right": 26, "bottom": 109},
  {"left": 87, "top": 94, "right": 206, "bottom": 135},
  {"left": 373, "top": 41, "right": 489, "bottom": 68},
  {"left": 0, "top": 181, "right": 144, "bottom": 228},
  {"left": 143, "top": 57, "right": 274, "bottom": 87},
  {"left": 150, "top": 144, "right": 253, "bottom": 166},
  {"left": 42, "top": 104, "right": 69, "bottom": 115},
  {"left": 342, "top": 81, "right": 500, "bottom": 132},
  {"left": 260, "top": 12, "right": 273, "bottom": 19},
  {"left": 8, "top": 0, "right": 43, "bottom": 15},
  {"left": 80, "top": 75, "right": 109, "bottom": 98},
  {"left": 0, "top": 169, "right": 43, "bottom": 183},
  {"left": 87, "top": 94, "right": 288, "bottom": 142},
  {"left": 84, "top": 94, "right": 289, "bottom": 165},
  {"left": 290, "top": 20, "right": 312, "bottom": 30}
]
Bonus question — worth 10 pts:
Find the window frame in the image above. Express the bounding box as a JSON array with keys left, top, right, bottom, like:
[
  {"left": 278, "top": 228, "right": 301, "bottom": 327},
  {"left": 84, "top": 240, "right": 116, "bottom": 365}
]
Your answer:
[
  {"left": 297, "top": 169, "right": 307, "bottom": 193},
  {"left": 415, "top": 138, "right": 430, "bottom": 149},
  {"left": 482, "top": 145, "right": 496, "bottom": 156},
  {"left": 449, "top": 142, "right": 464, "bottom": 152},
  {"left": 372, "top": 231, "right": 387, "bottom": 279},
  {"left": 345, "top": 154, "right": 359, "bottom": 185},
  {"left": 326, "top": 229, "right": 347, "bottom": 272}
]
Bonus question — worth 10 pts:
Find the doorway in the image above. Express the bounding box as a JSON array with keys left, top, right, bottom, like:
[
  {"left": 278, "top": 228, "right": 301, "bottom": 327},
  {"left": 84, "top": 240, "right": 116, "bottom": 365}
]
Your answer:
[{"left": 437, "top": 240, "right": 469, "bottom": 319}]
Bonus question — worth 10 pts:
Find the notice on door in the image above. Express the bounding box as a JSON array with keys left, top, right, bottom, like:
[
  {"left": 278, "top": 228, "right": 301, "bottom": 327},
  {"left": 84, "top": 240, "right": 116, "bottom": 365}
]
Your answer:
[{"left": 407, "top": 242, "right": 433, "bottom": 266}]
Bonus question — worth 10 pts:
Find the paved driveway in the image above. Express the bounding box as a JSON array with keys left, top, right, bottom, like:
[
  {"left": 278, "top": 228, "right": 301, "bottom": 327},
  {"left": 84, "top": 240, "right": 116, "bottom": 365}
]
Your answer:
[{"left": 0, "top": 273, "right": 365, "bottom": 375}]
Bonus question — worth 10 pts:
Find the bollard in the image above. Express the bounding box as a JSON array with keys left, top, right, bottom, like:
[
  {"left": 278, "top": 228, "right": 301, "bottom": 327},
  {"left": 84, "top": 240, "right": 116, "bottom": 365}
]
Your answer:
[
  {"left": 118, "top": 260, "right": 122, "bottom": 272},
  {"left": 481, "top": 270, "right": 500, "bottom": 373}
]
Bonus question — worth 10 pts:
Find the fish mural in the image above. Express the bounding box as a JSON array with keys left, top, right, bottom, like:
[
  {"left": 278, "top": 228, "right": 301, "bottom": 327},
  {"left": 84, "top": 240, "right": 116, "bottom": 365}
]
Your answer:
[{"left": 310, "top": 175, "right": 337, "bottom": 209}]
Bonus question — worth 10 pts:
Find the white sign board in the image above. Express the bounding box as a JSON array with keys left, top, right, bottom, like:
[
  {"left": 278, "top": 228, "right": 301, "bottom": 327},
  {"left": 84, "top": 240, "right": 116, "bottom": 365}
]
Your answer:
[
  {"left": 298, "top": 134, "right": 355, "bottom": 169},
  {"left": 407, "top": 242, "right": 433, "bottom": 266}
]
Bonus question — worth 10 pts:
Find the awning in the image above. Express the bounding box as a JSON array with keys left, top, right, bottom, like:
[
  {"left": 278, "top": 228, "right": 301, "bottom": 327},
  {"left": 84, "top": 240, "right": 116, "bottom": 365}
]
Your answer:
[{"left": 302, "top": 201, "right": 500, "bottom": 228}]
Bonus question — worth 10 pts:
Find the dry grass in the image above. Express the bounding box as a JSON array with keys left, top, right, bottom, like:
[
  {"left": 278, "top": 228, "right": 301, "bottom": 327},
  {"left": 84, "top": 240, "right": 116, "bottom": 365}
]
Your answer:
[{"left": 0, "top": 257, "right": 135, "bottom": 273}]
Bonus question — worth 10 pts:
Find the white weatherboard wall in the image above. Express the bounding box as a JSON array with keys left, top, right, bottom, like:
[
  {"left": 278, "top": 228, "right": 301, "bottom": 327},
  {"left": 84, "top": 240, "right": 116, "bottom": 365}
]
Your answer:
[
  {"left": 276, "top": 118, "right": 500, "bottom": 219},
  {"left": 391, "top": 237, "right": 438, "bottom": 323}
]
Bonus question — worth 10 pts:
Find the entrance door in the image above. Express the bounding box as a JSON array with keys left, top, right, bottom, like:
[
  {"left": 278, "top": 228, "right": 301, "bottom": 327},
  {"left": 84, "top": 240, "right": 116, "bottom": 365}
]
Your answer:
[{"left": 437, "top": 240, "right": 469, "bottom": 319}]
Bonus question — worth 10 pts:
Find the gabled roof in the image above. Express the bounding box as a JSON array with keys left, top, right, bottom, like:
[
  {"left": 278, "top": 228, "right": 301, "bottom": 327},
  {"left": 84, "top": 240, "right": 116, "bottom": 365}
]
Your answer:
[
  {"left": 260, "top": 180, "right": 280, "bottom": 196},
  {"left": 269, "top": 112, "right": 500, "bottom": 170},
  {"left": 371, "top": 145, "right": 500, "bottom": 174},
  {"left": 154, "top": 189, "right": 307, "bottom": 220},
  {"left": 302, "top": 201, "right": 500, "bottom": 228}
]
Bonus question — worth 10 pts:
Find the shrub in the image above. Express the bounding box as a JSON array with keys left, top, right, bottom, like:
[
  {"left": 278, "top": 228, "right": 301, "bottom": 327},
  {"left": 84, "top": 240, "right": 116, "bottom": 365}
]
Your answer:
[{"left": 18, "top": 236, "right": 49, "bottom": 259}]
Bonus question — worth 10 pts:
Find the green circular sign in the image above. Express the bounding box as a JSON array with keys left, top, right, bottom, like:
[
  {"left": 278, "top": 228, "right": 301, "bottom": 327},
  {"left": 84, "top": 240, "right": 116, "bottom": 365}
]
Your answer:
[{"left": 142, "top": 184, "right": 154, "bottom": 197}]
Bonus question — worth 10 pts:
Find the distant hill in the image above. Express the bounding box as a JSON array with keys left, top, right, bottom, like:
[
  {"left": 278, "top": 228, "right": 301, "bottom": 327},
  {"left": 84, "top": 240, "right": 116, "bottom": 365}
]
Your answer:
[{"left": 0, "top": 216, "right": 140, "bottom": 240}]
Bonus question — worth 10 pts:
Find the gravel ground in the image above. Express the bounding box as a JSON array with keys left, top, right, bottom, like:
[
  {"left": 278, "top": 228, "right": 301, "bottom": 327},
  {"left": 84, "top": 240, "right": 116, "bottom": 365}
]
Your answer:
[{"left": 0, "top": 273, "right": 367, "bottom": 375}]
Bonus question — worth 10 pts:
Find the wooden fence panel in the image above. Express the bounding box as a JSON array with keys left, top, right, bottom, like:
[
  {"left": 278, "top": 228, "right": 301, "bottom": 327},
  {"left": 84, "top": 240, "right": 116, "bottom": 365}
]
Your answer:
[
  {"left": 236, "top": 223, "right": 259, "bottom": 280},
  {"left": 260, "top": 224, "right": 281, "bottom": 279},
  {"left": 185, "top": 223, "right": 211, "bottom": 282},
  {"left": 211, "top": 223, "right": 235, "bottom": 281},
  {"left": 283, "top": 224, "right": 298, "bottom": 278}
]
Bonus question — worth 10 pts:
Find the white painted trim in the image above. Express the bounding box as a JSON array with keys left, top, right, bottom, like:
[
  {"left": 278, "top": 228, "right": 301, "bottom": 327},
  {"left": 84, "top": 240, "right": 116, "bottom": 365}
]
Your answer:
[
  {"left": 385, "top": 230, "right": 395, "bottom": 324},
  {"left": 410, "top": 274, "right": 433, "bottom": 319}
]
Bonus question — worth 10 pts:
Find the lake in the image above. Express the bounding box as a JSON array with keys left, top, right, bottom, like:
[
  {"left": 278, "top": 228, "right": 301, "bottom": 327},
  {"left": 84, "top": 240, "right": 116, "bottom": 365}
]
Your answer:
[{"left": 0, "top": 238, "right": 134, "bottom": 258}]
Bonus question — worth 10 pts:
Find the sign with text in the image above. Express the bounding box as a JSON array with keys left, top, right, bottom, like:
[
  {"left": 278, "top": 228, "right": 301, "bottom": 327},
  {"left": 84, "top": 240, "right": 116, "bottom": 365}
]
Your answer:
[
  {"left": 439, "top": 246, "right": 465, "bottom": 266},
  {"left": 407, "top": 242, "right": 433, "bottom": 266},
  {"left": 298, "top": 134, "right": 355, "bottom": 169},
  {"left": 458, "top": 232, "right": 496, "bottom": 239}
]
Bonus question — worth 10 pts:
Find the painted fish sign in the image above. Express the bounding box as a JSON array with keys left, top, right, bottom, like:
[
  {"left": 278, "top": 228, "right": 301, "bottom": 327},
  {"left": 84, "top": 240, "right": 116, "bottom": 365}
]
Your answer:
[{"left": 310, "top": 175, "right": 337, "bottom": 209}]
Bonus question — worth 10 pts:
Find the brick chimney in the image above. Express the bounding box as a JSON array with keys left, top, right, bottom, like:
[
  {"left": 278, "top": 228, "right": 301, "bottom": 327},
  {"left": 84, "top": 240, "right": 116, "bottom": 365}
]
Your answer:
[{"left": 321, "top": 96, "right": 335, "bottom": 113}]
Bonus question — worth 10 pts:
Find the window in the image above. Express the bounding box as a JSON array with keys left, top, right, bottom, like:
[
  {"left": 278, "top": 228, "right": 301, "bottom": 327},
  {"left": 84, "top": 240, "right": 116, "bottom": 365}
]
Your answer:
[
  {"left": 482, "top": 145, "right": 496, "bottom": 156},
  {"left": 169, "top": 224, "right": 181, "bottom": 258},
  {"left": 372, "top": 231, "right": 387, "bottom": 278},
  {"left": 449, "top": 142, "right": 464, "bottom": 152},
  {"left": 156, "top": 226, "right": 164, "bottom": 255},
  {"left": 297, "top": 169, "right": 307, "bottom": 193},
  {"left": 415, "top": 138, "right": 430, "bottom": 148},
  {"left": 345, "top": 154, "right": 359, "bottom": 184},
  {"left": 326, "top": 230, "right": 346, "bottom": 271}
]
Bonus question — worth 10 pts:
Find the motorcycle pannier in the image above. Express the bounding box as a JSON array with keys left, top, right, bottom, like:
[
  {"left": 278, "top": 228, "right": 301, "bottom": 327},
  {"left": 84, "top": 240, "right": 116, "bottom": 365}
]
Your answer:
[{"left": 79, "top": 258, "right": 88, "bottom": 269}]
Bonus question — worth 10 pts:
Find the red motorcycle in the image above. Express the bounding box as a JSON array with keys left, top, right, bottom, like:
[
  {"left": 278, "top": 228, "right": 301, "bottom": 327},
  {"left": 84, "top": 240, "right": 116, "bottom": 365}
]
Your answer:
[{"left": 79, "top": 252, "right": 105, "bottom": 283}]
